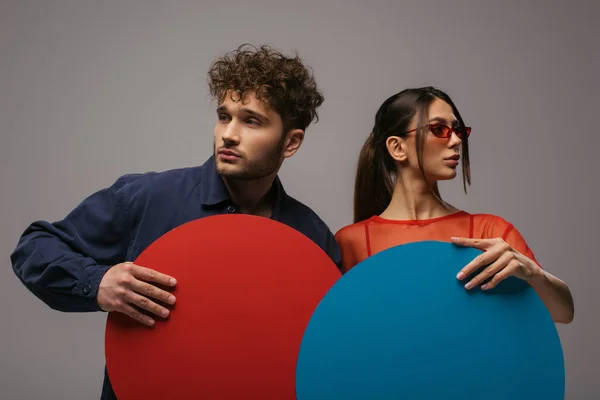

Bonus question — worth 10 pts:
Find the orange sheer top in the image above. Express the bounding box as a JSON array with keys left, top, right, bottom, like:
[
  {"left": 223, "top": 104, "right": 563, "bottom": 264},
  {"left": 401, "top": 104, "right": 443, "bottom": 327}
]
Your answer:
[{"left": 334, "top": 211, "right": 539, "bottom": 273}]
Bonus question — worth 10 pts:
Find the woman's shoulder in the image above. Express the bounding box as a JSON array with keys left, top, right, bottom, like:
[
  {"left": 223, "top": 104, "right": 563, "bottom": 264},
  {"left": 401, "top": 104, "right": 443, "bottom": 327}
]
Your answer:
[
  {"left": 334, "top": 219, "right": 371, "bottom": 244},
  {"left": 468, "top": 212, "right": 518, "bottom": 238},
  {"left": 467, "top": 211, "right": 513, "bottom": 222},
  {"left": 469, "top": 212, "right": 511, "bottom": 224}
]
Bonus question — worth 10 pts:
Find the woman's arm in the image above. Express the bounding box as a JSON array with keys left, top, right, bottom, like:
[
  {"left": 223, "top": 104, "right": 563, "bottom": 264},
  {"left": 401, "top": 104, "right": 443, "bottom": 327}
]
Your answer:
[
  {"left": 518, "top": 261, "right": 574, "bottom": 324},
  {"left": 451, "top": 236, "right": 574, "bottom": 324}
]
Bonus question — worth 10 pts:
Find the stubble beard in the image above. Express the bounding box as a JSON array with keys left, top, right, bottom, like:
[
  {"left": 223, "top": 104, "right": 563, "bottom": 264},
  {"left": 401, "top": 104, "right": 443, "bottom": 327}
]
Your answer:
[{"left": 214, "top": 138, "right": 284, "bottom": 181}]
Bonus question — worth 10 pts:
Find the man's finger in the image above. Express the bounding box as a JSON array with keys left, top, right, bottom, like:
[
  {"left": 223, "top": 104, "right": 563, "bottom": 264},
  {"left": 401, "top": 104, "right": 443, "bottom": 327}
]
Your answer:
[
  {"left": 121, "top": 303, "right": 155, "bottom": 327},
  {"left": 131, "top": 279, "right": 176, "bottom": 305},
  {"left": 125, "top": 291, "right": 171, "bottom": 318},
  {"left": 131, "top": 264, "right": 177, "bottom": 287}
]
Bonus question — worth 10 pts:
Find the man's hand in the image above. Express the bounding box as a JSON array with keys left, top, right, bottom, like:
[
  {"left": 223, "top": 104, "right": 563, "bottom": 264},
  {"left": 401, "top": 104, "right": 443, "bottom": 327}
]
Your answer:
[
  {"left": 452, "top": 237, "right": 543, "bottom": 290},
  {"left": 97, "top": 262, "right": 177, "bottom": 326}
]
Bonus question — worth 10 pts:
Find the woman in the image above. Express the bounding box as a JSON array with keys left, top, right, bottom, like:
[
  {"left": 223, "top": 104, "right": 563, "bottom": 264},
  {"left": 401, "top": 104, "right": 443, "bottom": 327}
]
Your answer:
[{"left": 335, "top": 86, "right": 574, "bottom": 324}]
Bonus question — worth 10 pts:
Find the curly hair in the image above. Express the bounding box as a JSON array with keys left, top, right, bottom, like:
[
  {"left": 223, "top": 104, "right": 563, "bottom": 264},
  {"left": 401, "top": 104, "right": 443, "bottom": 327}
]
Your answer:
[{"left": 207, "top": 44, "right": 324, "bottom": 132}]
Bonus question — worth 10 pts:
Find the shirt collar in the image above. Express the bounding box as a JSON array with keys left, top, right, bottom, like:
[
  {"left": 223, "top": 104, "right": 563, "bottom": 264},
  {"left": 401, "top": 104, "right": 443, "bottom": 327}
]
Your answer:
[
  {"left": 199, "top": 155, "right": 230, "bottom": 206},
  {"left": 199, "top": 155, "right": 287, "bottom": 214}
]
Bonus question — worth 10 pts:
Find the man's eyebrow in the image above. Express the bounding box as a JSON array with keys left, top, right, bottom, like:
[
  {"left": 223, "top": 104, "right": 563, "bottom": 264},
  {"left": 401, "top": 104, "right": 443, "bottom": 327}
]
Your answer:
[
  {"left": 240, "top": 108, "right": 268, "bottom": 120},
  {"left": 216, "top": 106, "right": 269, "bottom": 121}
]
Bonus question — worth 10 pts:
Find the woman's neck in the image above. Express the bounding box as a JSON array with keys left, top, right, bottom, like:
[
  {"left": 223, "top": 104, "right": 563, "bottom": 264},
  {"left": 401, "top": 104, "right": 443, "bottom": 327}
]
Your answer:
[{"left": 379, "top": 174, "right": 458, "bottom": 221}]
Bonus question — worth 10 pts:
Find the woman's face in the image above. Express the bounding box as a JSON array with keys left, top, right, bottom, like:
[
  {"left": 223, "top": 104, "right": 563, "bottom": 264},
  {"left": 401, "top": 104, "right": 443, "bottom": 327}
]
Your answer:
[{"left": 402, "top": 98, "right": 463, "bottom": 182}]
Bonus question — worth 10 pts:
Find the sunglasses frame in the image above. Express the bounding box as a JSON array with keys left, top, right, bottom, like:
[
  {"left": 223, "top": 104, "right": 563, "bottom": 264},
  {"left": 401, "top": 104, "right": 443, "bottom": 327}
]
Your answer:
[{"left": 403, "top": 124, "right": 472, "bottom": 139}]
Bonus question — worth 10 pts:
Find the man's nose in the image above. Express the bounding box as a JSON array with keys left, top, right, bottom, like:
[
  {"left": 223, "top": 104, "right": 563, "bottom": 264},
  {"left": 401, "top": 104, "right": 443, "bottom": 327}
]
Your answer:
[{"left": 222, "top": 120, "right": 241, "bottom": 144}]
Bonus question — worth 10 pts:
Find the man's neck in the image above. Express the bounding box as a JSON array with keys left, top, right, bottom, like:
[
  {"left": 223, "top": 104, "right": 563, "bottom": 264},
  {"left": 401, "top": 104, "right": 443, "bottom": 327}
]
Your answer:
[{"left": 222, "top": 175, "right": 276, "bottom": 218}]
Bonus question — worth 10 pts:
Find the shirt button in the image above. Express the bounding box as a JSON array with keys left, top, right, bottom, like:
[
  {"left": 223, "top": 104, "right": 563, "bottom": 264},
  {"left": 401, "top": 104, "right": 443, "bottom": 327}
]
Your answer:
[
  {"left": 83, "top": 285, "right": 91, "bottom": 294},
  {"left": 227, "top": 206, "right": 236, "bottom": 213}
]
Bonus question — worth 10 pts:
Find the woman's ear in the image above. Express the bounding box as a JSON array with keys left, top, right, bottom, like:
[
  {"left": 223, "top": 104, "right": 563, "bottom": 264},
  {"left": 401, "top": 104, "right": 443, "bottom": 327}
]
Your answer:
[{"left": 386, "top": 136, "right": 408, "bottom": 162}]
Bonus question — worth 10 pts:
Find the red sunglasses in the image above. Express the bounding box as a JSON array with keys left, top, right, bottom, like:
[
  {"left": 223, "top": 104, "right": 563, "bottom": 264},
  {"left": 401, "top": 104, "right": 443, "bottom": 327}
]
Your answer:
[{"left": 404, "top": 124, "right": 471, "bottom": 139}]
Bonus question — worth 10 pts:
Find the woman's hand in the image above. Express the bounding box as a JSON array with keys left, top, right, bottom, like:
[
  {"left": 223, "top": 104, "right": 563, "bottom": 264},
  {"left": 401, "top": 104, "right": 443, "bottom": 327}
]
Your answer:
[{"left": 451, "top": 237, "right": 543, "bottom": 290}]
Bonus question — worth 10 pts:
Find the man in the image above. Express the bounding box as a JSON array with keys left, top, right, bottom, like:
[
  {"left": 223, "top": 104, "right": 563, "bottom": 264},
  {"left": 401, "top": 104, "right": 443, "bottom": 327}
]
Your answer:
[{"left": 10, "top": 44, "right": 342, "bottom": 399}]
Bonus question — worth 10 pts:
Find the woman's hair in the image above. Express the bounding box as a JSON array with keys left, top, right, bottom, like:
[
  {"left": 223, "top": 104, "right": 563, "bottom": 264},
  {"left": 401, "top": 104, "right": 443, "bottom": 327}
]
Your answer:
[
  {"left": 207, "top": 44, "right": 324, "bottom": 133},
  {"left": 353, "top": 86, "right": 471, "bottom": 223}
]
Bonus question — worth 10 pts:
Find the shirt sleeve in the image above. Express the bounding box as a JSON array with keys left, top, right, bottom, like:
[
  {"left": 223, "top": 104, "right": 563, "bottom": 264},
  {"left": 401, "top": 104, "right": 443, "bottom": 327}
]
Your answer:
[
  {"left": 10, "top": 174, "right": 133, "bottom": 312},
  {"left": 334, "top": 224, "right": 369, "bottom": 273},
  {"left": 502, "top": 224, "right": 541, "bottom": 267},
  {"left": 485, "top": 216, "right": 541, "bottom": 268},
  {"left": 325, "top": 229, "right": 344, "bottom": 274}
]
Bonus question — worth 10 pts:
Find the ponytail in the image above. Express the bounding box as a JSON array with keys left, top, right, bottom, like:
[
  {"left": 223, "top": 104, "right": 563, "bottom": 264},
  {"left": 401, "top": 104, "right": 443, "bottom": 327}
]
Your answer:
[{"left": 353, "top": 133, "right": 394, "bottom": 223}]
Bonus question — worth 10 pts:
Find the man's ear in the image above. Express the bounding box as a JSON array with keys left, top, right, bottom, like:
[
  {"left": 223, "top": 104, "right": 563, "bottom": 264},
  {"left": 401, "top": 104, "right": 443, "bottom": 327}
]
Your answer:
[
  {"left": 386, "top": 136, "right": 408, "bottom": 162},
  {"left": 282, "top": 129, "right": 305, "bottom": 158}
]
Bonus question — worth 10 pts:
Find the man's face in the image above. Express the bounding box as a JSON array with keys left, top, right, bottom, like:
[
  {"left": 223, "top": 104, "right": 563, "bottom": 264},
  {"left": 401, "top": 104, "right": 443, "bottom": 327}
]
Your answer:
[{"left": 213, "top": 91, "right": 287, "bottom": 180}]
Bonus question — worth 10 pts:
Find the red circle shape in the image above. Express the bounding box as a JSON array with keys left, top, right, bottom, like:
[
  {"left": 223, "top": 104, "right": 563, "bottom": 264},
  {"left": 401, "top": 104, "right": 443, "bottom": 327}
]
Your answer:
[{"left": 104, "top": 214, "right": 341, "bottom": 400}]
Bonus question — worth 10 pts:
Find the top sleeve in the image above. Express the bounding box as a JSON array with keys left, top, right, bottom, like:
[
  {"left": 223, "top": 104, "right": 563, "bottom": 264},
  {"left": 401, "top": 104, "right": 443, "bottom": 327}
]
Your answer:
[
  {"left": 334, "top": 223, "right": 370, "bottom": 273},
  {"left": 10, "top": 174, "right": 134, "bottom": 312},
  {"left": 324, "top": 228, "right": 344, "bottom": 274},
  {"left": 486, "top": 216, "right": 541, "bottom": 267},
  {"left": 502, "top": 224, "right": 540, "bottom": 267}
]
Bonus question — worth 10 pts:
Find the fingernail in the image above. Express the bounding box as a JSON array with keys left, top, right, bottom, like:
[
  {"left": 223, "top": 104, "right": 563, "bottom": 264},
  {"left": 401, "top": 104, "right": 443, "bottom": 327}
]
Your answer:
[
  {"left": 170, "top": 278, "right": 177, "bottom": 285},
  {"left": 465, "top": 282, "right": 473, "bottom": 290},
  {"left": 168, "top": 295, "right": 176, "bottom": 304},
  {"left": 481, "top": 284, "right": 489, "bottom": 290},
  {"left": 162, "top": 309, "right": 169, "bottom": 317},
  {"left": 147, "top": 319, "right": 155, "bottom": 326},
  {"left": 451, "top": 237, "right": 458, "bottom": 242},
  {"left": 457, "top": 272, "right": 465, "bottom": 280}
]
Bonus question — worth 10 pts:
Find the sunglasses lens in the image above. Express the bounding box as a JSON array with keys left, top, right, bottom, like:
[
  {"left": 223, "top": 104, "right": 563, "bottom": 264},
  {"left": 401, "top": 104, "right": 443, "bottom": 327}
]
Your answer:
[
  {"left": 429, "top": 125, "right": 450, "bottom": 138},
  {"left": 429, "top": 125, "right": 471, "bottom": 139}
]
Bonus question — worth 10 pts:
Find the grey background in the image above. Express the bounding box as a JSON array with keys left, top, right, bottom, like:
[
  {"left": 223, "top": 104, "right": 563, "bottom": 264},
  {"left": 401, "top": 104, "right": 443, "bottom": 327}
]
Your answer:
[{"left": 1, "top": 0, "right": 598, "bottom": 398}]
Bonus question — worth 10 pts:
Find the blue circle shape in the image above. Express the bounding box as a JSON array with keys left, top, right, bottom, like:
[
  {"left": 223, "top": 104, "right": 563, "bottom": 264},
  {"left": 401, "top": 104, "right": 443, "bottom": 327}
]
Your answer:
[{"left": 296, "top": 241, "right": 564, "bottom": 399}]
